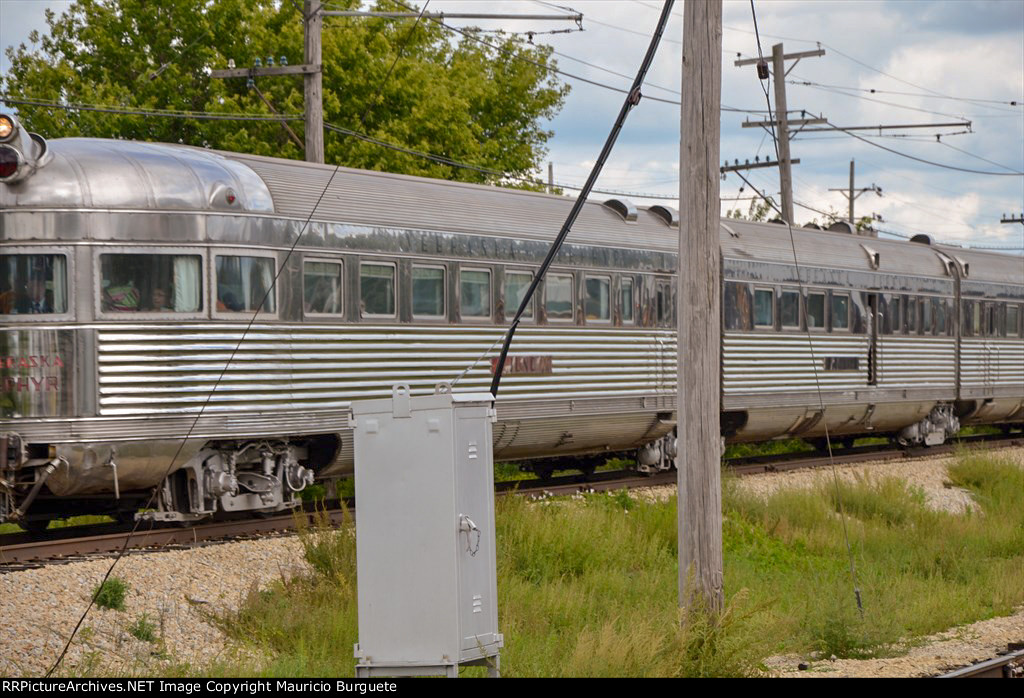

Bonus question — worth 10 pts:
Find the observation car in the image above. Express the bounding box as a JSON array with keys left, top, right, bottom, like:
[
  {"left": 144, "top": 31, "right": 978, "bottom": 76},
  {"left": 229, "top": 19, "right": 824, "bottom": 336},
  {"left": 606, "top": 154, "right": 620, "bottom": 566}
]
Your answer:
[{"left": 1, "top": 115, "right": 1022, "bottom": 527}]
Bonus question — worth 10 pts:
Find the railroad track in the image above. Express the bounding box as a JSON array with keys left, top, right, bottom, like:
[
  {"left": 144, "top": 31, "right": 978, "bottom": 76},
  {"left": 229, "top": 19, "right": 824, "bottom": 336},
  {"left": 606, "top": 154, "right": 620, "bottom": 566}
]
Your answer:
[
  {"left": 937, "top": 645, "right": 1024, "bottom": 678},
  {"left": 3, "top": 434, "right": 1021, "bottom": 571}
]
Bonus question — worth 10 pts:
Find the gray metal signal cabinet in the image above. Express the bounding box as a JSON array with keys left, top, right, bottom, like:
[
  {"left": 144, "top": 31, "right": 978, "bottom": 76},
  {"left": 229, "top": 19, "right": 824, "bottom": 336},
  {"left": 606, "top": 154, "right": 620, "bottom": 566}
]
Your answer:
[{"left": 351, "top": 384, "right": 503, "bottom": 678}]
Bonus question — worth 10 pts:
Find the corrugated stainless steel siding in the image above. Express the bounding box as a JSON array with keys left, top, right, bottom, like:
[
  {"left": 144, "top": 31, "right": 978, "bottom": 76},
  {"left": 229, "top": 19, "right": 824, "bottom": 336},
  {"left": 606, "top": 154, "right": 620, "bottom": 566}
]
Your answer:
[
  {"left": 961, "top": 338, "right": 1024, "bottom": 389},
  {"left": 878, "top": 336, "right": 956, "bottom": 388},
  {"left": 722, "top": 332, "right": 869, "bottom": 393},
  {"left": 96, "top": 324, "right": 677, "bottom": 416}
]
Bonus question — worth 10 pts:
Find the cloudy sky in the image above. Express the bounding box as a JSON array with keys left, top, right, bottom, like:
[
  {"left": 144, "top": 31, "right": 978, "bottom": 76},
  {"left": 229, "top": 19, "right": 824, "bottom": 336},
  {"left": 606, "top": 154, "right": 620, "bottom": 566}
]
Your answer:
[{"left": 2, "top": 0, "right": 1022, "bottom": 251}]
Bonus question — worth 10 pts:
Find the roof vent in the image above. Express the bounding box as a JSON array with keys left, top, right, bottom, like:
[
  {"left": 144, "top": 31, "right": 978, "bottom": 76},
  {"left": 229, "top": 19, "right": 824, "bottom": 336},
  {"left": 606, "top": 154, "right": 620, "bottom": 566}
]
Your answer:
[
  {"left": 828, "top": 220, "right": 856, "bottom": 234},
  {"left": 648, "top": 204, "right": 679, "bottom": 227},
  {"left": 859, "top": 243, "right": 880, "bottom": 270},
  {"left": 802, "top": 222, "right": 823, "bottom": 230},
  {"left": 954, "top": 256, "right": 970, "bottom": 277},
  {"left": 910, "top": 234, "right": 932, "bottom": 245},
  {"left": 602, "top": 197, "right": 637, "bottom": 222}
]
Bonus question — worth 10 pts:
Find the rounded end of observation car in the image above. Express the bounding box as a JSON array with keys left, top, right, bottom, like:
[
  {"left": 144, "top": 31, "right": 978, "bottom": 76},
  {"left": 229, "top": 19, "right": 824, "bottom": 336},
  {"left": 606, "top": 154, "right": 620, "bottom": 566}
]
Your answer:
[{"left": 0, "top": 135, "right": 274, "bottom": 213}]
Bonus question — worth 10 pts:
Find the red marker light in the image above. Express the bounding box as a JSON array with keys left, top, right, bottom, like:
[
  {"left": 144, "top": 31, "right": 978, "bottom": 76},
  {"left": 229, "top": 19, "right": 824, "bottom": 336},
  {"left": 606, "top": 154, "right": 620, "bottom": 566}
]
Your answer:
[
  {"left": 226, "top": 190, "right": 236, "bottom": 204},
  {"left": 0, "top": 145, "right": 20, "bottom": 179}
]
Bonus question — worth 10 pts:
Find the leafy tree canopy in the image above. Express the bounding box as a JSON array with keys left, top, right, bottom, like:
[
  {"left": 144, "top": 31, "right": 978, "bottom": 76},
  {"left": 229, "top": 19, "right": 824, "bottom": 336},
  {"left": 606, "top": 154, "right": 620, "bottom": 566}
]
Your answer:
[{"left": 1, "top": 0, "right": 569, "bottom": 186}]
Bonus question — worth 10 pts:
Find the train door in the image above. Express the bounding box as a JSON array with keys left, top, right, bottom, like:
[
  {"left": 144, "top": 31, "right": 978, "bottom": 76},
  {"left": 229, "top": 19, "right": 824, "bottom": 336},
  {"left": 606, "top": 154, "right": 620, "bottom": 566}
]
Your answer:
[{"left": 866, "top": 293, "right": 879, "bottom": 386}]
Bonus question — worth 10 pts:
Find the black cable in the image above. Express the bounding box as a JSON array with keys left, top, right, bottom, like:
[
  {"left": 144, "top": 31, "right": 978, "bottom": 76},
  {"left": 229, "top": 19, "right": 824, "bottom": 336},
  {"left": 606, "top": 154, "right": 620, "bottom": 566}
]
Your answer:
[
  {"left": 748, "top": 0, "right": 865, "bottom": 620},
  {"left": 0, "top": 94, "right": 682, "bottom": 199},
  {"left": 382, "top": 0, "right": 686, "bottom": 108},
  {"left": 356, "top": 0, "right": 431, "bottom": 130},
  {"left": 789, "top": 78, "right": 1022, "bottom": 110},
  {"left": 45, "top": 161, "right": 344, "bottom": 675},
  {"left": 0, "top": 96, "right": 301, "bottom": 121},
  {"left": 826, "top": 120, "right": 1024, "bottom": 176},
  {"left": 487, "top": 0, "right": 676, "bottom": 396}
]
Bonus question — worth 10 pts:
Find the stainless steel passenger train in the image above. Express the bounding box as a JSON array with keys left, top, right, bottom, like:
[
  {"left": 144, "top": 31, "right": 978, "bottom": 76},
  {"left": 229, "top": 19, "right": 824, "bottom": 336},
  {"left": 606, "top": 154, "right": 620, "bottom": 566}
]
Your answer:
[{"left": 2, "top": 115, "right": 1022, "bottom": 527}]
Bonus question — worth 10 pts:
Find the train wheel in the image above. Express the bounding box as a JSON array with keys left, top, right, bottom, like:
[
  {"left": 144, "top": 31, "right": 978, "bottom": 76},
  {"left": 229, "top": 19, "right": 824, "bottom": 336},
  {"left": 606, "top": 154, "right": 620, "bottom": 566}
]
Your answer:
[
  {"left": 533, "top": 466, "right": 554, "bottom": 480},
  {"left": 18, "top": 518, "right": 52, "bottom": 534}
]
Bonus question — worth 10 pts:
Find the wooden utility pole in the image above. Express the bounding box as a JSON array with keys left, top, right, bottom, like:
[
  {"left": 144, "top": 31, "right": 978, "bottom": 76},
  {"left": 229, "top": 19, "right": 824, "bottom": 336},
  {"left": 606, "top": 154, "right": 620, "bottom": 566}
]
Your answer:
[
  {"left": 304, "top": 0, "right": 324, "bottom": 164},
  {"left": 771, "top": 44, "right": 794, "bottom": 224},
  {"left": 678, "top": 0, "right": 723, "bottom": 613},
  {"left": 736, "top": 45, "right": 825, "bottom": 225},
  {"left": 828, "top": 159, "right": 882, "bottom": 224}
]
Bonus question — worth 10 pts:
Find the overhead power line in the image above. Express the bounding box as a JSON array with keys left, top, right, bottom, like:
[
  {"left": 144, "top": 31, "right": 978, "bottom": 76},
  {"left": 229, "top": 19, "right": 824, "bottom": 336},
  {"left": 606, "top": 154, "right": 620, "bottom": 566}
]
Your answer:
[
  {"left": 0, "top": 95, "right": 303, "bottom": 121},
  {"left": 341, "top": 0, "right": 763, "bottom": 113},
  {"left": 788, "top": 79, "right": 1022, "bottom": 110},
  {"left": 826, "top": 121, "right": 1024, "bottom": 176},
  {"left": 0, "top": 94, "right": 679, "bottom": 199}
]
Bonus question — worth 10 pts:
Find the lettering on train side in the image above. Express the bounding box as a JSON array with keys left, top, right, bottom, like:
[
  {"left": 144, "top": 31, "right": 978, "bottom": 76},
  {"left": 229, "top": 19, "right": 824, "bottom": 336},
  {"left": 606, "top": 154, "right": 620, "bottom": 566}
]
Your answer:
[
  {"left": 823, "top": 357, "right": 859, "bottom": 371},
  {"left": 2, "top": 376, "right": 60, "bottom": 392},
  {"left": 1, "top": 355, "right": 64, "bottom": 392},
  {"left": 2, "top": 355, "right": 65, "bottom": 369},
  {"left": 489, "top": 355, "right": 554, "bottom": 376}
]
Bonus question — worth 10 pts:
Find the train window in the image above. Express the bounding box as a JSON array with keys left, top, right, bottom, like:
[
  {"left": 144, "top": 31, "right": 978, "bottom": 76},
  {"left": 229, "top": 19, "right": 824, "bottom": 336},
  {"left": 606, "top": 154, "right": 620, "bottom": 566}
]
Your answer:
[
  {"left": 780, "top": 290, "right": 800, "bottom": 328},
  {"left": 753, "top": 289, "right": 774, "bottom": 328},
  {"left": 360, "top": 263, "right": 396, "bottom": 317},
  {"left": 412, "top": 266, "right": 445, "bottom": 318},
  {"left": 585, "top": 276, "right": 611, "bottom": 322},
  {"left": 723, "top": 282, "right": 751, "bottom": 331},
  {"left": 831, "top": 293, "right": 849, "bottom": 330},
  {"left": 0, "top": 253, "right": 68, "bottom": 315},
  {"left": 545, "top": 273, "right": 574, "bottom": 321},
  {"left": 303, "top": 260, "right": 343, "bottom": 315},
  {"left": 933, "top": 298, "right": 947, "bottom": 336},
  {"left": 505, "top": 271, "right": 534, "bottom": 320},
  {"left": 216, "top": 256, "right": 275, "bottom": 313},
  {"left": 656, "top": 281, "right": 673, "bottom": 325},
  {"left": 882, "top": 294, "right": 899, "bottom": 334},
  {"left": 985, "top": 303, "right": 999, "bottom": 337},
  {"left": 1009, "top": 305, "right": 1020, "bottom": 337},
  {"left": 621, "top": 277, "right": 634, "bottom": 324},
  {"left": 101, "top": 253, "right": 201, "bottom": 313},
  {"left": 460, "top": 269, "right": 491, "bottom": 319},
  {"left": 971, "top": 301, "right": 981, "bottom": 336},
  {"left": 905, "top": 297, "right": 917, "bottom": 333},
  {"left": 921, "top": 296, "right": 933, "bottom": 335},
  {"left": 806, "top": 292, "right": 825, "bottom": 329}
]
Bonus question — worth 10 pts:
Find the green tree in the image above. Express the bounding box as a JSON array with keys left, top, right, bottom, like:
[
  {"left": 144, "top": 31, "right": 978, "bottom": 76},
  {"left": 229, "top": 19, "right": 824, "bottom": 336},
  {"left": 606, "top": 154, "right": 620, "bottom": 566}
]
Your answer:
[
  {"left": 1, "top": 0, "right": 568, "bottom": 186},
  {"left": 726, "top": 197, "right": 777, "bottom": 222}
]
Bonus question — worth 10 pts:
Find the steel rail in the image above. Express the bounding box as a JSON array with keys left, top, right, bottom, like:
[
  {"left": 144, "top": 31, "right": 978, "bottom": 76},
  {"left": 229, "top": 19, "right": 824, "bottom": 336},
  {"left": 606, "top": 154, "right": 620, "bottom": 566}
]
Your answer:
[
  {"left": 937, "top": 646, "right": 1024, "bottom": 678},
  {"left": 3, "top": 434, "right": 1022, "bottom": 570}
]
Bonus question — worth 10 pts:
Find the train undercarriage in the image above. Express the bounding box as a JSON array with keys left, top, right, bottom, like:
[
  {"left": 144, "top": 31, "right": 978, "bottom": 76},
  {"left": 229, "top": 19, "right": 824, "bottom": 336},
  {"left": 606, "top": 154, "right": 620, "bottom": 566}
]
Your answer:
[{"left": 3, "top": 401, "right": 1022, "bottom": 528}]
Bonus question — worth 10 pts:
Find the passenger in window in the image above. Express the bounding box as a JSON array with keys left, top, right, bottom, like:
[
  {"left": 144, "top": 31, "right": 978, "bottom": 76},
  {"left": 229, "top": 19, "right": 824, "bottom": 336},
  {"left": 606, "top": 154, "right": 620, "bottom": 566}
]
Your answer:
[
  {"left": 103, "top": 278, "right": 140, "bottom": 312},
  {"left": 217, "top": 287, "right": 243, "bottom": 312},
  {"left": 306, "top": 277, "right": 337, "bottom": 314},
  {"left": 147, "top": 287, "right": 173, "bottom": 312},
  {"left": 16, "top": 276, "right": 53, "bottom": 314}
]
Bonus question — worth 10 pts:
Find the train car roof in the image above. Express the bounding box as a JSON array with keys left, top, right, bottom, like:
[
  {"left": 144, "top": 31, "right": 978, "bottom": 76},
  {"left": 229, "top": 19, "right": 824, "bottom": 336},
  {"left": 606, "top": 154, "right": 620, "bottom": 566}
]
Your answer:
[
  {"left": 224, "top": 149, "right": 679, "bottom": 253},
  {"left": 2, "top": 137, "right": 1019, "bottom": 285},
  {"left": 0, "top": 138, "right": 275, "bottom": 213}
]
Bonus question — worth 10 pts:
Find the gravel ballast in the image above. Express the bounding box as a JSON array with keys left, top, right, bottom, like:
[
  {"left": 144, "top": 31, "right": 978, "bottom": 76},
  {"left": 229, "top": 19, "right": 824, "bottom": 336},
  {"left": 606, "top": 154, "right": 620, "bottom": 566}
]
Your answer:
[
  {"left": 2, "top": 447, "right": 1022, "bottom": 678},
  {"left": 0, "top": 537, "right": 307, "bottom": 676}
]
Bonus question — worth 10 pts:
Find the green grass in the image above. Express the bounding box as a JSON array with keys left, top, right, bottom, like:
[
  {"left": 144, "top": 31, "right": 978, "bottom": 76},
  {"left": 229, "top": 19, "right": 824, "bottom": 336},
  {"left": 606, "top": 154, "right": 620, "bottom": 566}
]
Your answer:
[
  {"left": 723, "top": 452, "right": 1024, "bottom": 659},
  {"left": 113, "top": 451, "right": 1024, "bottom": 676},
  {"left": 93, "top": 577, "right": 129, "bottom": 611},
  {"left": 723, "top": 438, "right": 814, "bottom": 459},
  {"left": 128, "top": 614, "right": 157, "bottom": 643},
  {"left": 0, "top": 514, "right": 115, "bottom": 535}
]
